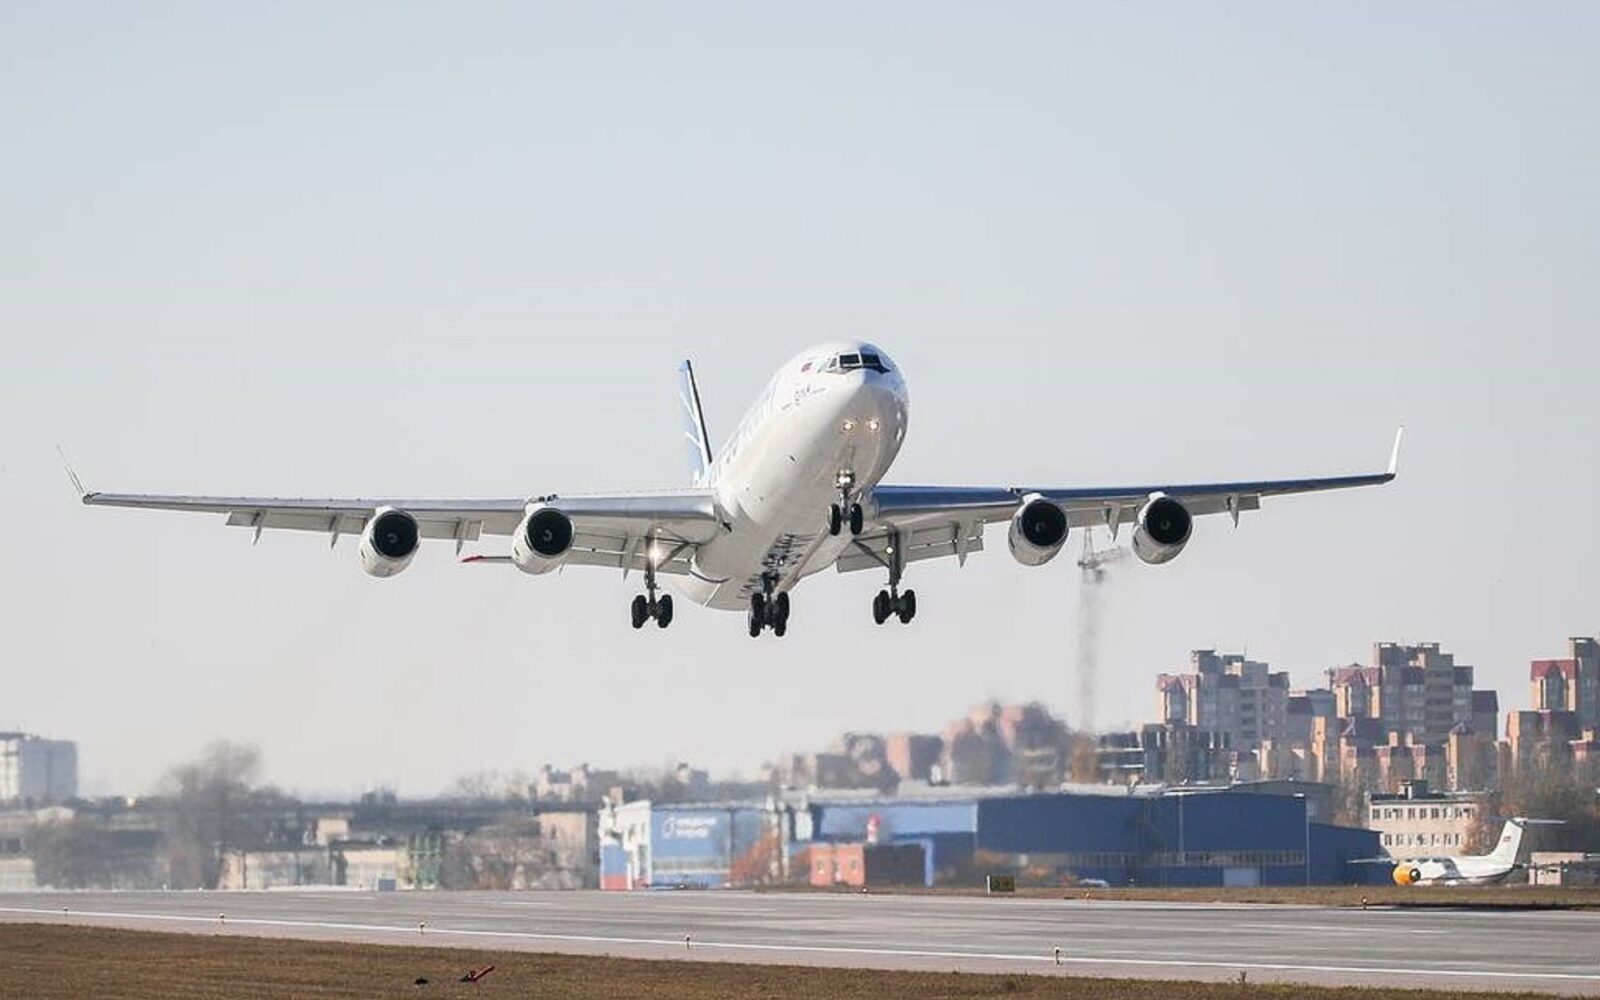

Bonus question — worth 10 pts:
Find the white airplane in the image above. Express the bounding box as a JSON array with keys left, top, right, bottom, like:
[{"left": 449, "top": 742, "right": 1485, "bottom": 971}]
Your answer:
[
  {"left": 1372, "top": 818, "right": 1563, "bottom": 886},
  {"left": 81, "top": 342, "right": 1401, "bottom": 637}
]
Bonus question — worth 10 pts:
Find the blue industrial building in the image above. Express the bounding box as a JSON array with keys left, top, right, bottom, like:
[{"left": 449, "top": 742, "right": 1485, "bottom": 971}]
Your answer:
[
  {"left": 599, "top": 786, "right": 1381, "bottom": 889},
  {"left": 976, "top": 790, "right": 1379, "bottom": 887}
]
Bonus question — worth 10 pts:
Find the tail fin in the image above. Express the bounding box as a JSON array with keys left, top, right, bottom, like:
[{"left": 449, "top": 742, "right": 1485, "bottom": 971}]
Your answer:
[
  {"left": 1488, "top": 818, "right": 1526, "bottom": 865},
  {"left": 678, "top": 360, "right": 713, "bottom": 485}
]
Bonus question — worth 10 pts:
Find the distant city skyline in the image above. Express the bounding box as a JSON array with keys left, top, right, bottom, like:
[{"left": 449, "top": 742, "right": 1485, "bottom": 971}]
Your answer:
[{"left": 3, "top": 3, "right": 1596, "bottom": 797}]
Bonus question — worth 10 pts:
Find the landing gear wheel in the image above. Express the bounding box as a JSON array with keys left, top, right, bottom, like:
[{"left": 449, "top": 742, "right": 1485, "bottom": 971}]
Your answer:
[
  {"left": 872, "top": 590, "right": 892, "bottom": 625},
  {"left": 747, "top": 608, "right": 762, "bottom": 638},
  {"left": 897, "top": 589, "right": 917, "bottom": 624},
  {"left": 630, "top": 594, "right": 649, "bottom": 629},
  {"left": 828, "top": 504, "right": 842, "bottom": 537},
  {"left": 848, "top": 503, "right": 864, "bottom": 535},
  {"left": 774, "top": 591, "right": 790, "bottom": 625},
  {"left": 656, "top": 594, "right": 674, "bottom": 629},
  {"left": 773, "top": 619, "right": 787, "bottom": 637}
]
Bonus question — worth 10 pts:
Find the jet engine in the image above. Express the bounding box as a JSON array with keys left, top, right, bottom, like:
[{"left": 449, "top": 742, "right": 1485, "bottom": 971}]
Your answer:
[
  {"left": 359, "top": 507, "right": 420, "bottom": 578},
  {"left": 1131, "top": 494, "right": 1193, "bottom": 565},
  {"left": 1393, "top": 866, "right": 1423, "bottom": 886},
  {"left": 512, "top": 505, "right": 575, "bottom": 574},
  {"left": 1008, "top": 496, "right": 1069, "bottom": 566}
]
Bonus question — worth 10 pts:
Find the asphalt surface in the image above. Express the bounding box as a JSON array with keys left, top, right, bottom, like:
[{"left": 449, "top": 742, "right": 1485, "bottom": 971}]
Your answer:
[{"left": 2, "top": 889, "right": 1599, "bottom": 994}]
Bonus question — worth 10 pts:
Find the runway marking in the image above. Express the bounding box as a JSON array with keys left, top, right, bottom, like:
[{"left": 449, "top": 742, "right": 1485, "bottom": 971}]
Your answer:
[{"left": 3, "top": 906, "right": 1598, "bottom": 985}]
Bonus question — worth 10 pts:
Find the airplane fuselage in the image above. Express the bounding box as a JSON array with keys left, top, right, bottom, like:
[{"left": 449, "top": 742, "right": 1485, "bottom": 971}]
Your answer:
[{"left": 673, "top": 341, "right": 909, "bottom": 610}]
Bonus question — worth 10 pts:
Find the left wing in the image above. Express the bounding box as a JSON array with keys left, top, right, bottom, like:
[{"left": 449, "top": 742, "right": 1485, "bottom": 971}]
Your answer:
[
  {"left": 81, "top": 490, "right": 722, "bottom": 575},
  {"left": 840, "top": 429, "right": 1401, "bottom": 573}
]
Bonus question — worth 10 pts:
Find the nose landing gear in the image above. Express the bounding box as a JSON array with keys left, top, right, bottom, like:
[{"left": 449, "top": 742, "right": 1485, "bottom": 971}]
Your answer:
[
  {"left": 827, "top": 473, "right": 865, "bottom": 537},
  {"left": 827, "top": 503, "right": 865, "bottom": 537}
]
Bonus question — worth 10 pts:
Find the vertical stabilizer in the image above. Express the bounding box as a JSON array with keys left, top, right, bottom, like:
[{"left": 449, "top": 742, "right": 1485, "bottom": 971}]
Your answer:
[
  {"left": 678, "top": 360, "right": 714, "bottom": 485},
  {"left": 1488, "top": 818, "right": 1526, "bottom": 865}
]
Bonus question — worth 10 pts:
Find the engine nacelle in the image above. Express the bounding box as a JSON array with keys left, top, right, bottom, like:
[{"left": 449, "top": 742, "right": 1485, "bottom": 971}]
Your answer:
[
  {"left": 1131, "top": 493, "right": 1193, "bottom": 565},
  {"left": 511, "top": 505, "right": 575, "bottom": 575},
  {"left": 359, "top": 507, "right": 420, "bottom": 578},
  {"left": 1393, "top": 865, "right": 1423, "bottom": 886},
  {"left": 1008, "top": 496, "right": 1069, "bottom": 567}
]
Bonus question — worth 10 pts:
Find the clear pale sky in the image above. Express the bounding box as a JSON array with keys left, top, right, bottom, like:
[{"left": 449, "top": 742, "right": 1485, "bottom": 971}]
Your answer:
[{"left": 3, "top": 3, "right": 1596, "bottom": 798}]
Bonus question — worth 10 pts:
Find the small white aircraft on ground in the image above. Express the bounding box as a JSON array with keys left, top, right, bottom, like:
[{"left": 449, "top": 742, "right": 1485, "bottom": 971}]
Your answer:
[
  {"left": 1366, "top": 817, "right": 1564, "bottom": 886},
  {"left": 81, "top": 342, "right": 1401, "bottom": 637}
]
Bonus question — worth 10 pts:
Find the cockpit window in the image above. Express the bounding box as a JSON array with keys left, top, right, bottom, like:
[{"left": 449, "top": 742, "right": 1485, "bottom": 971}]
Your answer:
[{"left": 831, "top": 352, "right": 889, "bottom": 374}]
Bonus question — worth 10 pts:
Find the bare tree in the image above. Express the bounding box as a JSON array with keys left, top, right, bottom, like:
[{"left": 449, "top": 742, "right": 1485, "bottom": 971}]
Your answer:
[
  {"left": 1489, "top": 761, "right": 1600, "bottom": 853},
  {"left": 158, "top": 741, "right": 275, "bottom": 889}
]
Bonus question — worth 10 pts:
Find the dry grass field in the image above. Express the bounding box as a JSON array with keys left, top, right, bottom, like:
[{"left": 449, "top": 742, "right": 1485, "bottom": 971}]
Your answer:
[{"left": 0, "top": 924, "right": 1565, "bottom": 1000}]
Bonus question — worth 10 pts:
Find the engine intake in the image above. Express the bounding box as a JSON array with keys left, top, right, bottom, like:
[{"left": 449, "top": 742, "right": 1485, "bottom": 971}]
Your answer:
[
  {"left": 512, "top": 506, "right": 574, "bottom": 574},
  {"left": 359, "top": 507, "right": 420, "bottom": 577},
  {"left": 1132, "top": 494, "right": 1192, "bottom": 565},
  {"left": 1008, "top": 497, "right": 1069, "bottom": 566}
]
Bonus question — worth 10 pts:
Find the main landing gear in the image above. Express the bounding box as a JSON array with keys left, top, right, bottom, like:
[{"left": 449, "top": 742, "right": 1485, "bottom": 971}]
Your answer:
[
  {"left": 630, "top": 560, "right": 673, "bottom": 629},
  {"left": 872, "top": 586, "right": 916, "bottom": 625},
  {"left": 747, "top": 577, "right": 791, "bottom": 638},
  {"left": 869, "top": 526, "right": 916, "bottom": 626}
]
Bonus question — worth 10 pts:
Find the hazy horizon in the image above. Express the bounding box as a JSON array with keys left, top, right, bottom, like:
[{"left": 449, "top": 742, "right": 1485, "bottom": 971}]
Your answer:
[{"left": 4, "top": 3, "right": 1596, "bottom": 799}]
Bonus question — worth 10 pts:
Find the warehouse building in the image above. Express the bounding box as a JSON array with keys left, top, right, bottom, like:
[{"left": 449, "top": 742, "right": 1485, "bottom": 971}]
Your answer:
[{"left": 599, "top": 785, "right": 1379, "bottom": 890}]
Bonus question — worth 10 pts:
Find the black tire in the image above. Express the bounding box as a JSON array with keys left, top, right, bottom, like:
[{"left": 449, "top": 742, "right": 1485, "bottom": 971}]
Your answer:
[
  {"left": 828, "top": 504, "right": 842, "bottom": 536},
  {"left": 630, "top": 594, "right": 648, "bottom": 629},
  {"left": 848, "top": 503, "right": 864, "bottom": 535},
  {"left": 775, "top": 591, "right": 790, "bottom": 625},
  {"left": 773, "top": 619, "right": 786, "bottom": 637},
  {"left": 656, "top": 594, "right": 674, "bottom": 629},
  {"left": 898, "top": 589, "right": 917, "bottom": 624},
  {"left": 747, "top": 609, "right": 763, "bottom": 638}
]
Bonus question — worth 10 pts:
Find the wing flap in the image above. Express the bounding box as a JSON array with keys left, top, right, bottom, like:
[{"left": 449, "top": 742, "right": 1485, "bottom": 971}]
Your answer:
[{"left": 836, "top": 523, "right": 986, "bottom": 574}]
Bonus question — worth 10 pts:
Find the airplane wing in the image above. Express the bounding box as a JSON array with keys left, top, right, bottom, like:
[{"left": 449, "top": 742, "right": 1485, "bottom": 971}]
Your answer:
[
  {"left": 80, "top": 490, "right": 723, "bottom": 576},
  {"left": 840, "top": 429, "right": 1401, "bottom": 574}
]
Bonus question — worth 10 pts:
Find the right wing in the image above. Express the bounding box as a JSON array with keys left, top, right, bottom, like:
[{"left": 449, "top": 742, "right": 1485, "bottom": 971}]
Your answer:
[
  {"left": 81, "top": 490, "right": 724, "bottom": 576},
  {"left": 838, "top": 430, "right": 1402, "bottom": 574}
]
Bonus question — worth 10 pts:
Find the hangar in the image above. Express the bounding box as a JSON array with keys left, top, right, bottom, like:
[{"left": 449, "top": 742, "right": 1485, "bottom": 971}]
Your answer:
[{"left": 598, "top": 784, "right": 1379, "bottom": 890}]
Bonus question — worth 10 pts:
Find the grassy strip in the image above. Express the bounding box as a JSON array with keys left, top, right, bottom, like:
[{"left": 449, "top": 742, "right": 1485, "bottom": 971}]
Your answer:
[{"left": 0, "top": 923, "right": 1559, "bottom": 1000}]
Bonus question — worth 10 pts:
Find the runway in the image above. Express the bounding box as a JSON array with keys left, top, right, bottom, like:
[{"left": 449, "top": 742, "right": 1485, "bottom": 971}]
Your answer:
[{"left": 2, "top": 889, "right": 1599, "bottom": 994}]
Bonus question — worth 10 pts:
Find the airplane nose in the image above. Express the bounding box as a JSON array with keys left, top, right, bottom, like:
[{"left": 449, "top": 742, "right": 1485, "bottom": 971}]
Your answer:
[{"left": 838, "top": 373, "right": 902, "bottom": 435}]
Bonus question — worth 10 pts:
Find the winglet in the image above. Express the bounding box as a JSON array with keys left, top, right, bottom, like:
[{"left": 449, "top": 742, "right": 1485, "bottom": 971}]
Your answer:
[
  {"left": 1387, "top": 426, "right": 1405, "bottom": 478},
  {"left": 56, "top": 445, "right": 88, "bottom": 500}
]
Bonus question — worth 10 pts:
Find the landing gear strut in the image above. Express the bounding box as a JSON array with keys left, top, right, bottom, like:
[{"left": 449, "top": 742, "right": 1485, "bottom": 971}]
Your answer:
[
  {"left": 869, "top": 527, "right": 916, "bottom": 626},
  {"left": 747, "top": 576, "right": 791, "bottom": 637},
  {"left": 630, "top": 559, "right": 674, "bottom": 629}
]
